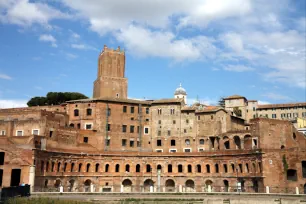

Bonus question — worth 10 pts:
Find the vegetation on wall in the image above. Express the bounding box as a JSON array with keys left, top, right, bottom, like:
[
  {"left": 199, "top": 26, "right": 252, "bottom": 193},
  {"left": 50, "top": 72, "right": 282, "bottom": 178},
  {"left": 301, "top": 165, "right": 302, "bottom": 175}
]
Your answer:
[
  {"left": 233, "top": 107, "right": 242, "bottom": 117},
  {"left": 27, "top": 92, "right": 88, "bottom": 107}
]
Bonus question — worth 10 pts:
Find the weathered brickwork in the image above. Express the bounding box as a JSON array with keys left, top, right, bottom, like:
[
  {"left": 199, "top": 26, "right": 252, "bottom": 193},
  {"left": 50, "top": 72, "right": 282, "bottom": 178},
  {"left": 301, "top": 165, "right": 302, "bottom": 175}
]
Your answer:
[{"left": 0, "top": 45, "right": 305, "bottom": 194}]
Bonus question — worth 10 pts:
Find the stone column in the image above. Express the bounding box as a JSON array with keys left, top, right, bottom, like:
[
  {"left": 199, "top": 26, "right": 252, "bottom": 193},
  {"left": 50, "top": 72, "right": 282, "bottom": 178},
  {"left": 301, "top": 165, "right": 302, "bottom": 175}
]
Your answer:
[
  {"left": 157, "top": 169, "right": 161, "bottom": 192},
  {"left": 29, "top": 166, "right": 35, "bottom": 193},
  {"left": 296, "top": 187, "right": 299, "bottom": 195},
  {"left": 266, "top": 186, "right": 269, "bottom": 194}
]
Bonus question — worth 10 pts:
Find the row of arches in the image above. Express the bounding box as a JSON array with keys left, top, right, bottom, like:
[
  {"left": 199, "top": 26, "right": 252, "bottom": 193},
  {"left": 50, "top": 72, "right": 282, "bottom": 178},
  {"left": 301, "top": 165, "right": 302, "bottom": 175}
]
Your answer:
[{"left": 40, "top": 161, "right": 262, "bottom": 174}]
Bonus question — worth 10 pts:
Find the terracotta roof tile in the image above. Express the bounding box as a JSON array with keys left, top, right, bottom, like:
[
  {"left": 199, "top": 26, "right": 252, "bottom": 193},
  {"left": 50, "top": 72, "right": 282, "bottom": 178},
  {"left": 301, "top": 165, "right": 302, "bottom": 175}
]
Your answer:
[{"left": 257, "top": 102, "right": 306, "bottom": 109}]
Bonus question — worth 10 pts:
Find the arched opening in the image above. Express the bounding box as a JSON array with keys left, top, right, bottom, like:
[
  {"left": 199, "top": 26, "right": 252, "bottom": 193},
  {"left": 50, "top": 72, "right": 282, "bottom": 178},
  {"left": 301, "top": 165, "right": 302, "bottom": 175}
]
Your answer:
[
  {"left": 54, "top": 179, "right": 61, "bottom": 188},
  {"left": 115, "top": 164, "right": 120, "bottom": 172},
  {"left": 78, "top": 163, "right": 82, "bottom": 172},
  {"left": 86, "top": 163, "right": 90, "bottom": 172},
  {"left": 199, "top": 139, "right": 204, "bottom": 145},
  {"left": 41, "top": 161, "right": 44, "bottom": 172},
  {"left": 188, "top": 164, "right": 192, "bottom": 173},
  {"left": 157, "top": 164, "right": 162, "bottom": 173},
  {"left": 252, "top": 162, "right": 256, "bottom": 173},
  {"left": 206, "top": 164, "right": 210, "bottom": 173},
  {"left": 144, "top": 179, "right": 154, "bottom": 192},
  {"left": 95, "top": 163, "right": 99, "bottom": 172},
  {"left": 244, "top": 135, "right": 252, "bottom": 149},
  {"left": 122, "top": 179, "right": 132, "bottom": 192},
  {"left": 46, "top": 162, "right": 49, "bottom": 172},
  {"left": 69, "top": 179, "right": 75, "bottom": 192},
  {"left": 146, "top": 164, "right": 151, "bottom": 172},
  {"left": 63, "top": 163, "right": 67, "bottom": 172},
  {"left": 281, "top": 145, "right": 285, "bottom": 149},
  {"left": 205, "top": 180, "right": 213, "bottom": 192},
  {"left": 51, "top": 162, "right": 55, "bottom": 172},
  {"left": 74, "top": 109, "right": 79, "bottom": 117},
  {"left": 136, "top": 164, "right": 140, "bottom": 172},
  {"left": 197, "top": 164, "right": 201, "bottom": 173},
  {"left": 293, "top": 132, "right": 296, "bottom": 140},
  {"left": 105, "top": 164, "right": 109, "bottom": 172},
  {"left": 252, "top": 179, "right": 259, "bottom": 193},
  {"left": 246, "top": 163, "right": 249, "bottom": 173},
  {"left": 178, "top": 164, "right": 183, "bottom": 173},
  {"left": 223, "top": 136, "right": 230, "bottom": 149},
  {"left": 287, "top": 169, "right": 297, "bottom": 181},
  {"left": 223, "top": 164, "right": 228, "bottom": 173},
  {"left": 168, "top": 164, "right": 172, "bottom": 173},
  {"left": 44, "top": 179, "right": 48, "bottom": 188},
  {"left": 165, "top": 179, "right": 175, "bottom": 192},
  {"left": 223, "top": 180, "right": 229, "bottom": 192},
  {"left": 69, "top": 123, "right": 74, "bottom": 128},
  {"left": 84, "top": 179, "right": 91, "bottom": 192},
  {"left": 125, "top": 164, "right": 130, "bottom": 172},
  {"left": 185, "top": 180, "right": 195, "bottom": 192},
  {"left": 71, "top": 163, "right": 75, "bottom": 172},
  {"left": 234, "top": 136, "right": 241, "bottom": 149}
]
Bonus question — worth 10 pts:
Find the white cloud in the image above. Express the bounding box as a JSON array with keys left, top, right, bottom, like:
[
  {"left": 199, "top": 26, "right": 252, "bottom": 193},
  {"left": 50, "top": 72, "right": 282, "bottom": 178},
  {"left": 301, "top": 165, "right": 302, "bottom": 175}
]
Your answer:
[
  {"left": 39, "top": 34, "right": 57, "bottom": 47},
  {"left": 258, "top": 100, "right": 271, "bottom": 105},
  {"left": 0, "top": 73, "right": 12, "bottom": 80},
  {"left": 71, "top": 32, "right": 80, "bottom": 39},
  {"left": 71, "top": 43, "right": 97, "bottom": 51},
  {"left": 116, "top": 25, "right": 217, "bottom": 61},
  {"left": 0, "top": 99, "right": 27, "bottom": 108},
  {"left": 65, "top": 53, "right": 77, "bottom": 59},
  {"left": 224, "top": 65, "right": 254, "bottom": 72},
  {"left": 262, "top": 92, "right": 292, "bottom": 101},
  {"left": 0, "top": 0, "right": 70, "bottom": 27}
]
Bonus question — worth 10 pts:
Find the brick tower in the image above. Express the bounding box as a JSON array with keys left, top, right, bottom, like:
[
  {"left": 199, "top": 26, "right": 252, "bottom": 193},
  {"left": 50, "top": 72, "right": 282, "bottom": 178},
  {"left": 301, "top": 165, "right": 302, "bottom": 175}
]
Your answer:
[{"left": 93, "top": 45, "right": 128, "bottom": 99}]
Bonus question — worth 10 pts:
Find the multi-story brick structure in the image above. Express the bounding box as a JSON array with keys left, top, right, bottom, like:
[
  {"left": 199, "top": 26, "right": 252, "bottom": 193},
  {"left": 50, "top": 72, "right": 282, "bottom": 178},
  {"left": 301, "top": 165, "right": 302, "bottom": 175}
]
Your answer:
[{"left": 0, "top": 46, "right": 305, "bottom": 194}]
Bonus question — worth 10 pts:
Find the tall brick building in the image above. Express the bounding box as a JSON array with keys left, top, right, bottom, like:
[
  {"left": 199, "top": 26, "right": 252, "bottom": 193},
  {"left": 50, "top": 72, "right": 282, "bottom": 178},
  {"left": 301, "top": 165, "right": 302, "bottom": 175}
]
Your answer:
[{"left": 0, "top": 46, "right": 305, "bottom": 194}]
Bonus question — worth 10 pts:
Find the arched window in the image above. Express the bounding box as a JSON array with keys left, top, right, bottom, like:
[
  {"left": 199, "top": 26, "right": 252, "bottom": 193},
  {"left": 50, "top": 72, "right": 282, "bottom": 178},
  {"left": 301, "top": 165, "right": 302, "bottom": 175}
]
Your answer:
[
  {"left": 206, "top": 164, "right": 210, "bottom": 173},
  {"left": 46, "top": 162, "right": 49, "bottom": 172},
  {"left": 105, "top": 164, "right": 109, "bottom": 172},
  {"left": 157, "top": 164, "right": 162, "bottom": 172},
  {"left": 86, "top": 163, "right": 90, "bottom": 172},
  {"left": 69, "top": 123, "right": 74, "bottom": 128},
  {"left": 188, "top": 164, "right": 192, "bottom": 173},
  {"left": 136, "top": 164, "right": 140, "bottom": 173},
  {"left": 199, "top": 139, "right": 204, "bottom": 145},
  {"left": 146, "top": 164, "right": 151, "bottom": 172},
  {"left": 74, "top": 109, "right": 79, "bottom": 117},
  {"left": 125, "top": 164, "right": 130, "bottom": 172},
  {"left": 87, "top": 108, "right": 92, "bottom": 116},
  {"left": 197, "top": 164, "right": 201, "bottom": 173},
  {"left": 185, "top": 139, "right": 190, "bottom": 145},
  {"left": 223, "top": 164, "right": 228, "bottom": 173},
  {"left": 115, "top": 164, "right": 120, "bottom": 172},
  {"left": 178, "top": 164, "right": 183, "bottom": 173},
  {"left": 71, "top": 163, "right": 75, "bottom": 172},
  {"left": 95, "top": 163, "right": 99, "bottom": 172},
  {"left": 246, "top": 163, "right": 249, "bottom": 173},
  {"left": 51, "top": 162, "right": 55, "bottom": 172},
  {"left": 78, "top": 163, "right": 82, "bottom": 172},
  {"left": 168, "top": 164, "right": 172, "bottom": 173},
  {"left": 215, "top": 164, "right": 219, "bottom": 173}
]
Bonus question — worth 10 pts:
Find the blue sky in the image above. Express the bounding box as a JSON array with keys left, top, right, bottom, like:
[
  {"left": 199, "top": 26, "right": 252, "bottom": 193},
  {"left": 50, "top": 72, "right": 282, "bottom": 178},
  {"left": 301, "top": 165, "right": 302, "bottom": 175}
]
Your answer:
[{"left": 0, "top": 0, "right": 305, "bottom": 108}]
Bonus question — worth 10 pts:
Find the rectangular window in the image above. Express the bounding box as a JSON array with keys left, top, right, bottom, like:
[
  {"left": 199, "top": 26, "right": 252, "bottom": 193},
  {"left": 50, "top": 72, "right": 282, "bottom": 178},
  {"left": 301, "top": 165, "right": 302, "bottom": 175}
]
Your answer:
[
  {"left": 173, "top": 120, "right": 176, "bottom": 124},
  {"left": 107, "top": 124, "right": 111, "bottom": 131},
  {"left": 184, "top": 148, "right": 191, "bottom": 153},
  {"left": 130, "top": 107, "right": 134, "bottom": 113},
  {"left": 130, "top": 125, "right": 134, "bottom": 133},
  {"left": 253, "top": 107, "right": 256, "bottom": 111},
  {"left": 158, "top": 120, "right": 161, "bottom": 124},
  {"left": 272, "top": 114, "right": 277, "bottom": 119},
  {"left": 107, "top": 108, "right": 111, "bottom": 116},
  {"left": 186, "top": 119, "right": 189, "bottom": 124},
  {"left": 171, "top": 140, "right": 176, "bottom": 146},
  {"left": 123, "top": 106, "right": 127, "bottom": 113},
  {"left": 144, "top": 127, "right": 149, "bottom": 135},
  {"left": 169, "top": 149, "right": 177, "bottom": 153},
  {"left": 32, "top": 129, "right": 39, "bottom": 135},
  {"left": 158, "top": 130, "right": 161, "bottom": 136},
  {"left": 137, "top": 126, "right": 140, "bottom": 133},
  {"left": 122, "top": 125, "right": 127, "bottom": 132},
  {"left": 158, "top": 109, "right": 162, "bottom": 115},
  {"left": 170, "top": 108, "right": 175, "bottom": 115},
  {"left": 0, "top": 130, "right": 5, "bottom": 136},
  {"left": 145, "top": 118, "right": 149, "bottom": 121},
  {"left": 130, "top": 140, "right": 134, "bottom": 147},
  {"left": 106, "top": 139, "right": 110, "bottom": 146},
  {"left": 83, "top": 137, "right": 88, "bottom": 143},
  {"left": 167, "top": 130, "right": 171, "bottom": 136},
  {"left": 85, "top": 124, "right": 92, "bottom": 130},
  {"left": 87, "top": 109, "right": 92, "bottom": 116},
  {"left": 16, "top": 130, "right": 23, "bottom": 136},
  {"left": 184, "top": 129, "right": 187, "bottom": 133},
  {"left": 146, "top": 108, "right": 149, "bottom": 114},
  {"left": 122, "top": 139, "right": 127, "bottom": 146},
  {"left": 198, "top": 116, "right": 200, "bottom": 120},
  {"left": 198, "top": 148, "right": 204, "bottom": 152},
  {"left": 157, "top": 140, "right": 162, "bottom": 146},
  {"left": 156, "top": 149, "right": 163, "bottom": 152},
  {"left": 0, "top": 152, "right": 4, "bottom": 165}
]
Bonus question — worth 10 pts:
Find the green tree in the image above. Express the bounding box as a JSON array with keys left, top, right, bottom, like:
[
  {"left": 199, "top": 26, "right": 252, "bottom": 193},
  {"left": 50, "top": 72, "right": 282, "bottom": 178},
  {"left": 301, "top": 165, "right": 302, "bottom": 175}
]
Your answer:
[
  {"left": 27, "top": 92, "right": 88, "bottom": 107},
  {"left": 218, "top": 97, "right": 225, "bottom": 108}
]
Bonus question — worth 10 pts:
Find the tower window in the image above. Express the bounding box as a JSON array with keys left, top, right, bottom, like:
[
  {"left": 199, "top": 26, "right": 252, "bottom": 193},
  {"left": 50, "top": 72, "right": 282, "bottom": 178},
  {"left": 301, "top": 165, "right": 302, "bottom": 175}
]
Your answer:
[
  {"left": 157, "top": 140, "right": 162, "bottom": 146},
  {"left": 130, "top": 107, "right": 134, "bottom": 113},
  {"left": 74, "top": 109, "right": 79, "bottom": 117},
  {"left": 146, "top": 108, "right": 149, "bottom": 114},
  {"left": 83, "top": 137, "right": 88, "bottom": 143},
  {"left": 86, "top": 109, "right": 92, "bottom": 116},
  {"left": 123, "top": 106, "right": 127, "bottom": 113}
]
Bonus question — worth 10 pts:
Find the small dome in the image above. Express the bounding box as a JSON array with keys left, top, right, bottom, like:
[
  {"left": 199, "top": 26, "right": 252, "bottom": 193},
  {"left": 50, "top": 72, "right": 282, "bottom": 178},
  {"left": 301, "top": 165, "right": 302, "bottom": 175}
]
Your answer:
[{"left": 174, "top": 83, "right": 187, "bottom": 95}]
